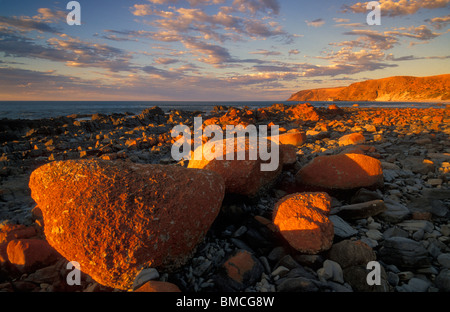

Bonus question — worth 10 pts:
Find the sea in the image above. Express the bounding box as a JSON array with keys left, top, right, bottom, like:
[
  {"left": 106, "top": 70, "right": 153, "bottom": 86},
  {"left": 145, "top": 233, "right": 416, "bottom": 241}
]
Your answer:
[{"left": 0, "top": 101, "right": 447, "bottom": 120}]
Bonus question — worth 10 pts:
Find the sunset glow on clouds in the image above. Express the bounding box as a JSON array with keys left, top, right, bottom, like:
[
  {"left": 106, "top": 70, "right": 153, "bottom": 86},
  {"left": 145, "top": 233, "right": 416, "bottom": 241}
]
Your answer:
[{"left": 0, "top": 0, "right": 449, "bottom": 100}]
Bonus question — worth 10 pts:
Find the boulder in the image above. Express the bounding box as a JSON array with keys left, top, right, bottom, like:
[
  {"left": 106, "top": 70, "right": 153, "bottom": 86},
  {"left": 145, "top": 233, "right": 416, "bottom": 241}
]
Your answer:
[
  {"left": 29, "top": 160, "right": 225, "bottom": 290},
  {"left": 188, "top": 137, "right": 282, "bottom": 196},
  {"left": 296, "top": 153, "right": 384, "bottom": 190},
  {"left": 328, "top": 240, "right": 376, "bottom": 269},
  {"left": 272, "top": 192, "right": 334, "bottom": 254}
]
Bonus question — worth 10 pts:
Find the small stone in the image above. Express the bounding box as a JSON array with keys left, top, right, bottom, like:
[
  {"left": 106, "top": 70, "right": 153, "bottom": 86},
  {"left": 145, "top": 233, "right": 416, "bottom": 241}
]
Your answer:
[
  {"left": 406, "top": 277, "right": 431, "bottom": 292},
  {"left": 366, "top": 229, "right": 383, "bottom": 241},
  {"left": 132, "top": 268, "right": 160, "bottom": 290},
  {"left": 437, "top": 253, "right": 450, "bottom": 269},
  {"left": 332, "top": 200, "right": 386, "bottom": 220},
  {"left": 379, "top": 237, "right": 430, "bottom": 269},
  {"left": 380, "top": 199, "right": 410, "bottom": 223},
  {"left": 220, "top": 249, "right": 263, "bottom": 291},
  {"left": 412, "top": 229, "right": 424, "bottom": 241},
  {"left": 271, "top": 266, "right": 290, "bottom": 278},
  {"left": 318, "top": 260, "right": 344, "bottom": 284},
  {"left": 329, "top": 215, "right": 357, "bottom": 238},
  {"left": 435, "top": 269, "right": 450, "bottom": 292},
  {"left": 441, "top": 225, "right": 450, "bottom": 237},
  {"left": 276, "top": 277, "right": 319, "bottom": 292},
  {"left": 338, "top": 133, "right": 366, "bottom": 146},
  {"left": 398, "top": 220, "right": 434, "bottom": 233},
  {"left": 134, "top": 281, "right": 181, "bottom": 292},
  {"left": 6, "top": 239, "right": 60, "bottom": 272},
  {"left": 427, "top": 178, "right": 443, "bottom": 186}
]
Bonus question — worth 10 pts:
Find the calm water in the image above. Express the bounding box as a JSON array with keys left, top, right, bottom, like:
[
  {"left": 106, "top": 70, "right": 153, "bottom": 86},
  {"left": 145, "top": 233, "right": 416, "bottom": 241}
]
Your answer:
[{"left": 0, "top": 101, "right": 447, "bottom": 120}]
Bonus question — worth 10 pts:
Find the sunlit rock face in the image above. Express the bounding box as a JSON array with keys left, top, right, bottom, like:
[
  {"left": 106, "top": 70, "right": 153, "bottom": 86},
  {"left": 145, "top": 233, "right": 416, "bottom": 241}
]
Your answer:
[
  {"left": 29, "top": 159, "right": 225, "bottom": 290},
  {"left": 296, "top": 153, "right": 384, "bottom": 190},
  {"left": 272, "top": 192, "right": 334, "bottom": 254}
]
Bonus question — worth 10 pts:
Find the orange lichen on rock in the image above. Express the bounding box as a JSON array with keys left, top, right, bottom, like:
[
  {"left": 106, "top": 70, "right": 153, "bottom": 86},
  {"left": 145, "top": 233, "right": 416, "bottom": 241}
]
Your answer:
[
  {"left": 338, "top": 133, "right": 366, "bottom": 146},
  {"left": 134, "top": 281, "right": 181, "bottom": 292},
  {"left": 188, "top": 137, "right": 282, "bottom": 196},
  {"left": 296, "top": 153, "right": 383, "bottom": 190},
  {"left": 272, "top": 192, "right": 334, "bottom": 254},
  {"left": 29, "top": 159, "right": 225, "bottom": 290}
]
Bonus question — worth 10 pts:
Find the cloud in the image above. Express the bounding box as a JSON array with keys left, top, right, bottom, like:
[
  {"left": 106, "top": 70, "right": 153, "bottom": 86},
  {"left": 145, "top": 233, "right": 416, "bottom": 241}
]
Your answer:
[
  {"left": 225, "top": 72, "right": 297, "bottom": 86},
  {"left": 426, "top": 14, "right": 450, "bottom": 29},
  {"left": 288, "top": 49, "right": 300, "bottom": 56},
  {"left": 142, "top": 65, "right": 180, "bottom": 79},
  {"left": 134, "top": 5, "right": 291, "bottom": 43},
  {"left": 386, "top": 54, "right": 450, "bottom": 61},
  {"left": 183, "top": 38, "right": 233, "bottom": 65},
  {"left": 0, "top": 27, "right": 135, "bottom": 73},
  {"left": 231, "top": 0, "right": 281, "bottom": 15},
  {"left": 154, "top": 57, "right": 180, "bottom": 64},
  {"left": 0, "top": 31, "right": 71, "bottom": 62},
  {"left": 387, "top": 25, "right": 441, "bottom": 41},
  {"left": 33, "top": 8, "right": 67, "bottom": 23},
  {"left": 252, "top": 65, "right": 297, "bottom": 72},
  {"left": 305, "top": 18, "right": 325, "bottom": 27},
  {"left": 250, "top": 49, "right": 282, "bottom": 56},
  {"left": 342, "top": 29, "right": 399, "bottom": 50},
  {"left": 0, "top": 16, "right": 60, "bottom": 33},
  {"left": 343, "top": 0, "right": 450, "bottom": 17}
]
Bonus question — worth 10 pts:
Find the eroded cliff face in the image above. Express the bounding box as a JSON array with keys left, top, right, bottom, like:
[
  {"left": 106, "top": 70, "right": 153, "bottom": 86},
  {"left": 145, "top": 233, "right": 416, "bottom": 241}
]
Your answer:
[{"left": 288, "top": 74, "right": 450, "bottom": 102}]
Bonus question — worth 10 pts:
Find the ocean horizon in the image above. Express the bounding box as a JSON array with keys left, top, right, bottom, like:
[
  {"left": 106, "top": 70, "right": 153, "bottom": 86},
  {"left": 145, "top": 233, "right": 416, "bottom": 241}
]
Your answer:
[{"left": 0, "top": 100, "right": 448, "bottom": 120}]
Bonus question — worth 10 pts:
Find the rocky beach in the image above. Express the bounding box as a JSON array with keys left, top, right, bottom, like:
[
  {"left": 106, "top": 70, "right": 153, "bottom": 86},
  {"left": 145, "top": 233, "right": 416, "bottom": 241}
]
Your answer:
[{"left": 0, "top": 103, "right": 449, "bottom": 293}]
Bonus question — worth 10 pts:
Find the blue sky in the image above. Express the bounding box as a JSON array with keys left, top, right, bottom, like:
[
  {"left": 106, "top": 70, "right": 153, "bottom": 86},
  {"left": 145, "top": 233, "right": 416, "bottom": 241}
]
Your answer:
[{"left": 0, "top": 0, "right": 449, "bottom": 100}]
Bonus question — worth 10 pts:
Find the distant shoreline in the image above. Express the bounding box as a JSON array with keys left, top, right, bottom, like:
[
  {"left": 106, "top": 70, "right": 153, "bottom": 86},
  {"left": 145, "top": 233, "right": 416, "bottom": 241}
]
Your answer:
[{"left": 0, "top": 100, "right": 448, "bottom": 121}]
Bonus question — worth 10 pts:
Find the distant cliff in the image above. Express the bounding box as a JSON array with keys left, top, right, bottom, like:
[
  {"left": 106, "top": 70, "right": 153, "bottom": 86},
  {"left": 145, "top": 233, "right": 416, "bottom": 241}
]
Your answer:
[{"left": 288, "top": 74, "right": 450, "bottom": 102}]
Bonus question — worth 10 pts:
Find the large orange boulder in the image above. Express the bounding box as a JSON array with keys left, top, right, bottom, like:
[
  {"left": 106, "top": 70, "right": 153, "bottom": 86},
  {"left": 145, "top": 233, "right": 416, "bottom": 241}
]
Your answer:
[
  {"left": 272, "top": 192, "right": 334, "bottom": 254},
  {"left": 188, "top": 137, "right": 282, "bottom": 196},
  {"left": 296, "top": 153, "right": 383, "bottom": 189},
  {"left": 29, "top": 160, "right": 225, "bottom": 290}
]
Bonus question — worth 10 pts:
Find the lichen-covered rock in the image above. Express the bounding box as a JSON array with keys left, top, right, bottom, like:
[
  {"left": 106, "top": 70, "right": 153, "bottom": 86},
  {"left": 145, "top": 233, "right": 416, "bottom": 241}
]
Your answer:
[
  {"left": 29, "top": 160, "right": 225, "bottom": 290},
  {"left": 188, "top": 137, "right": 282, "bottom": 196},
  {"left": 296, "top": 153, "right": 383, "bottom": 189},
  {"left": 272, "top": 192, "right": 334, "bottom": 254}
]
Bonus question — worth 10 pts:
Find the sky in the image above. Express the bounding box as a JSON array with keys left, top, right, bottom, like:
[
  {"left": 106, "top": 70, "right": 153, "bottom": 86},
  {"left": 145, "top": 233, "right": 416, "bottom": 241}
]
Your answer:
[{"left": 0, "top": 0, "right": 449, "bottom": 101}]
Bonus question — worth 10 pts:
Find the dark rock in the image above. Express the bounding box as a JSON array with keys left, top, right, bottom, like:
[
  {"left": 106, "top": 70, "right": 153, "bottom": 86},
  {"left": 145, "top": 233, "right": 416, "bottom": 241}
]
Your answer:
[
  {"left": 379, "top": 237, "right": 430, "bottom": 269},
  {"left": 343, "top": 265, "right": 390, "bottom": 292},
  {"left": 328, "top": 240, "right": 376, "bottom": 269},
  {"left": 276, "top": 277, "right": 319, "bottom": 292}
]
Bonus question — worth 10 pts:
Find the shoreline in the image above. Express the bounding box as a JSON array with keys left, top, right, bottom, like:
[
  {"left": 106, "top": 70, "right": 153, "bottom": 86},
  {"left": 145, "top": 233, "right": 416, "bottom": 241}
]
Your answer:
[{"left": 1, "top": 103, "right": 449, "bottom": 292}]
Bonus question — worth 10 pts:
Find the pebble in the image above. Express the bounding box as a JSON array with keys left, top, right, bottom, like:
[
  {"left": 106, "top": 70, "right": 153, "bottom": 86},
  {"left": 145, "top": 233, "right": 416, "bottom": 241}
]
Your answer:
[
  {"left": 317, "top": 260, "right": 344, "bottom": 284},
  {"left": 329, "top": 215, "right": 358, "bottom": 238},
  {"left": 437, "top": 253, "right": 450, "bottom": 269}
]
